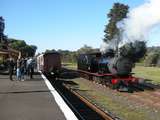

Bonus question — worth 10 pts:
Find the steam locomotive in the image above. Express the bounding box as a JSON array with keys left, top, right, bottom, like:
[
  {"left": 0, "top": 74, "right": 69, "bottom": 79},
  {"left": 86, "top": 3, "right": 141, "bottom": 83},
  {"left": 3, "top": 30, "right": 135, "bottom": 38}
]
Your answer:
[{"left": 78, "top": 41, "right": 146, "bottom": 91}]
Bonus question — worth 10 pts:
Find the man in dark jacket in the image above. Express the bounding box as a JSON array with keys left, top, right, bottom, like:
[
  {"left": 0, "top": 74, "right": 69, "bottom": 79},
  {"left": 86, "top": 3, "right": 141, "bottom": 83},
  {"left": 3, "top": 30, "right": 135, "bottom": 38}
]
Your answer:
[
  {"left": 8, "top": 58, "right": 15, "bottom": 81},
  {"left": 27, "top": 58, "right": 34, "bottom": 79}
]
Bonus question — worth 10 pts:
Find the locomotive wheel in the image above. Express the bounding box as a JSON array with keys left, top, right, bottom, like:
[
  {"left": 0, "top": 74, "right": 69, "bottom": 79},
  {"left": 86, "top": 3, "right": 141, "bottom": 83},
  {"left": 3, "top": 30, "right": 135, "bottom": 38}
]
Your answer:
[
  {"left": 103, "top": 76, "right": 112, "bottom": 87},
  {"left": 118, "top": 82, "right": 133, "bottom": 93}
]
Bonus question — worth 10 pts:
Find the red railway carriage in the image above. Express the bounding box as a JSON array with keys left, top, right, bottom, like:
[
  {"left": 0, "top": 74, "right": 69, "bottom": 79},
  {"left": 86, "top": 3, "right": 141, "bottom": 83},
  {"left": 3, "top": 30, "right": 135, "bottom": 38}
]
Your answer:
[{"left": 37, "top": 52, "right": 61, "bottom": 75}]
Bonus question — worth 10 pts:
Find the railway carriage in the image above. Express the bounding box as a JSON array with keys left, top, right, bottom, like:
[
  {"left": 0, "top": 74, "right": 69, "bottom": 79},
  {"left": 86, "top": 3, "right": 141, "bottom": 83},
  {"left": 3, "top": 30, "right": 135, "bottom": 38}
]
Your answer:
[{"left": 37, "top": 52, "right": 61, "bottom": 76}]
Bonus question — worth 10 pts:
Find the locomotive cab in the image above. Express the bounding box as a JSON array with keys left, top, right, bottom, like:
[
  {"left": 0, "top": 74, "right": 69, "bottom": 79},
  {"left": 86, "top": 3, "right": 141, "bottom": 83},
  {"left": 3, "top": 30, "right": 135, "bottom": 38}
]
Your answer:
[{"left": 77, "top": 52, "right": 101, "bottom": 73}]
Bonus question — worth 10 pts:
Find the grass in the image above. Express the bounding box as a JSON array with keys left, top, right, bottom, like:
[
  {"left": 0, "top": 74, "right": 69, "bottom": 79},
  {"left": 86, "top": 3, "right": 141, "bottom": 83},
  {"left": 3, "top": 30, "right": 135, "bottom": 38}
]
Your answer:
[
  {"left": 86, "top": 92, "right": 149, "bottom": 120},
  {"left": 133, "top": 66, "right": 160, "bottom": 84},
  {"left": 62, "top": 62, "right": 77, "bottom": 70}
]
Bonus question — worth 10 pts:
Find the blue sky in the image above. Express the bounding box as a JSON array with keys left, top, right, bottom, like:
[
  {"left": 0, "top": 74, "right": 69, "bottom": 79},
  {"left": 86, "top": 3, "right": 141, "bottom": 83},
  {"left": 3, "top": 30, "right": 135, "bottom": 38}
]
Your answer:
[{"left": 1, "top": 0, "right": 158, "bottom": 53}]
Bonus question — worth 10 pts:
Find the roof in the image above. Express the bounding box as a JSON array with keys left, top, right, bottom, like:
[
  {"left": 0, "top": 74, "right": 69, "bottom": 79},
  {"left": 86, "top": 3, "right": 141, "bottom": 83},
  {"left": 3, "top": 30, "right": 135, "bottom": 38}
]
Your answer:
[
  {"left": 0, "top": 51, "right": 8, "bottom": 54},
  {"left": 44, "top": 51, "right": 60, "bottom": 54},
  {"left": 80, "top": 52, "right": 101, "bottom": 55},
  {"left": 44, "top": 52, "right": 60, "bottom": 57},
  {"left": 0, "top": 48, "right": 20, "bottom": 55}
]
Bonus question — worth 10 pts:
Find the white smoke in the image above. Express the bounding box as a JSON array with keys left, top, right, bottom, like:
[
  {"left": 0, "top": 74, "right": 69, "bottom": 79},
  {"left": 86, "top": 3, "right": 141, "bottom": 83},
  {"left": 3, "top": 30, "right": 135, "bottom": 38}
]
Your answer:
[
  {"left": 100, "top": 36, "right": 119, "bottom": 54},
  {"left": 101, "top": 0, "right": 160, "bottom": 53},
  {"left": 120, "top": 0, "right": 160, "bottom": 45}
]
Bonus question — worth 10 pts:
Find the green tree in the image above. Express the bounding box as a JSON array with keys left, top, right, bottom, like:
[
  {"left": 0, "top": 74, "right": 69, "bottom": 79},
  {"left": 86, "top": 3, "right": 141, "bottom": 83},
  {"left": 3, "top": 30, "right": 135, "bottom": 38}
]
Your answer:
[
  {"left": 57, "top": 49, "right": 77, "bottom": 63},
  {"left": 45, "top": 49, "right": 56, "bottom": 53},
  {"left": 142, "top": 46, "right": 160, "bottom": 67},
  {"left": 25, "top": 45, "right": 37, "bottom": 57},
  {"left": 77, "top": 45, "right": 99, "bottom": 54},
  {"left": 9, "top": 38, "right": 37, "bottom": 57},
  {"left": 103, "top": 3, "right": 129, "bottom": 43},
  {"left": 157, "top": 57, "right": 160, "bottom": 67},
  {"left": 144, "top": 52, "right": 160, "bottom": 67}
]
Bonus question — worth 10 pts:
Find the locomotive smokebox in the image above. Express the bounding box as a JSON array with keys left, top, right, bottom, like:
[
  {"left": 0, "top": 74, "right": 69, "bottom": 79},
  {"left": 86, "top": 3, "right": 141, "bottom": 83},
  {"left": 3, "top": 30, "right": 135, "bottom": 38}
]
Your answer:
[
  {"left": 107, "top": 41, "right": 146, "bottom": 76},
  {"left": 108, "top": 57, "right": 133, "bottom": 76}
]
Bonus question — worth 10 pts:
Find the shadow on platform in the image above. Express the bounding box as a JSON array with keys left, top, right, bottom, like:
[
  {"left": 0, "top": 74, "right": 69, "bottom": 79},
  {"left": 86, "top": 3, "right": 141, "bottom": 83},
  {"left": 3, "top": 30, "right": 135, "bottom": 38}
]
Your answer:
[{"left": 0, "top": 90, "right": 50, "bottom": 94}]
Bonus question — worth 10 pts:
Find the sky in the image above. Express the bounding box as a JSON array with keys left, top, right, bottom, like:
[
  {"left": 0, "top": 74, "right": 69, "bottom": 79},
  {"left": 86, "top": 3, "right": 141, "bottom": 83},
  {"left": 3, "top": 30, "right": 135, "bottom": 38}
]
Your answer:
[{"left": 1, "top": 0, "right": 158, "bottom": 53}]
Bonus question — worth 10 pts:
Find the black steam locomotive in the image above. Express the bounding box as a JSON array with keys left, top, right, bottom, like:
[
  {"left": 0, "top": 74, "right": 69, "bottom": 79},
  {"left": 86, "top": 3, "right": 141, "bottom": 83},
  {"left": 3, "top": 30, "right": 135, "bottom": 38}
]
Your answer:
[
  {"left": 78, "top": 50, "right": 133, "bottom": 76},
  {"left": 77, "top": 41, "right": 146, "bottom": 91}
]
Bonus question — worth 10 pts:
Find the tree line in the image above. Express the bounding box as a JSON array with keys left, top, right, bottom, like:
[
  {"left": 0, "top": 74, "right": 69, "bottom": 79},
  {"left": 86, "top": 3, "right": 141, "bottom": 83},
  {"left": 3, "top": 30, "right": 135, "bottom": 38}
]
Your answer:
[
  {"left": 44, "top": 45, "right": 99, "bottom": 63},
  {"left": 144, "top": 46, "right": 160, "bottom": 67},
  {"left": 45, "top": 45, "right": 160, "bottom": 67}
]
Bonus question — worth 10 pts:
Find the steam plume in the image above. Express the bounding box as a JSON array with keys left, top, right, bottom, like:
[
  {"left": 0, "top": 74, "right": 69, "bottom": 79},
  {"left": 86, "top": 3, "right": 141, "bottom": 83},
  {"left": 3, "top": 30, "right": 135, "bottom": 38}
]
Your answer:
[
  {"left": 120, "top": 0, "right": 160, "bottom": 45},
  {"left": 101, "top": 0, "right": 160, "bottom": 53}
]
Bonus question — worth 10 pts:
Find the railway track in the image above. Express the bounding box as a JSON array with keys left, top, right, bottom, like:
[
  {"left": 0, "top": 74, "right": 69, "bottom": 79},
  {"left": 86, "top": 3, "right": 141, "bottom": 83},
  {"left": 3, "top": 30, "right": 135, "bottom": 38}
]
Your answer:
[
  {"left": 47, "top": 76, "right": 114, "bottom": 120},
  {"left": 78, "top": 70, "right": 155, "bottom": 92},
  {"left": 130, "top": 83, "right": 154, "bottom": 92},
  {"left": 60, "top": 68, "right": 155, "bottom": 93}
]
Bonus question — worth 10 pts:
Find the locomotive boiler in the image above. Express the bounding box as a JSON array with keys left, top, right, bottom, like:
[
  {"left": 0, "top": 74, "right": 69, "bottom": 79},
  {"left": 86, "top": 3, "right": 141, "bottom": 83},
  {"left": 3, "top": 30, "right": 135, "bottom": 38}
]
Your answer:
[{"left": 78, "top": 51, "right": 133, "bottom": 76}]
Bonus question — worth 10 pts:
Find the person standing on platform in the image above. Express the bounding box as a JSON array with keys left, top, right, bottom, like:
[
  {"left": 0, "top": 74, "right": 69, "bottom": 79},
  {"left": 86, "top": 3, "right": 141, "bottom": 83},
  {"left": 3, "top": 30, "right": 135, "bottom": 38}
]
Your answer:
[
  {"left": 20, "top": 58, "right": 26, "bottom": 81},
  {"left": 26, "top": 58, "right": 31, "bottom": 76},
  {"left": 16, "top": 58, "right": 21, "bottom": 81},
  {"left": 27, "top": 57, "right": 34, "bottom": 79},
  {"left": 8, "top": 58, "right": 15, "bottom": 81},
  {"left": 30, "top": 61, "right": 34, "bottom": 79}
]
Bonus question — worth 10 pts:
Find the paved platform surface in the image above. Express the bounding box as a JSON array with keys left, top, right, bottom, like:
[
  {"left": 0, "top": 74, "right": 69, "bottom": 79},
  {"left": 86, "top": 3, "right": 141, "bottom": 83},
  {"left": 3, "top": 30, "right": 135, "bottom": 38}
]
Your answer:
[{"left": 0, "top": 74, "right": 66, "bottom": 120}]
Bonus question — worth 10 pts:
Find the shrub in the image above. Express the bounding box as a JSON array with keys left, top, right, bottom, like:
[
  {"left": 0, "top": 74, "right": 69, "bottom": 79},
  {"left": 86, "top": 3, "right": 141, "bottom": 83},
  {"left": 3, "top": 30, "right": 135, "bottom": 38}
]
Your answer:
[{"left": 144, "top": 52, "right": 160, "bottom": 67}]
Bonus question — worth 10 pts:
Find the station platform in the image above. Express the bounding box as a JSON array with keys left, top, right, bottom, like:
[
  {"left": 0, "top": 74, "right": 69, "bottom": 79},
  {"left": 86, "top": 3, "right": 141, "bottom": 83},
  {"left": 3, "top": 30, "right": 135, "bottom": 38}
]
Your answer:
[{"left": 0, "top": 74, "right": 76, "bottom": 120}]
